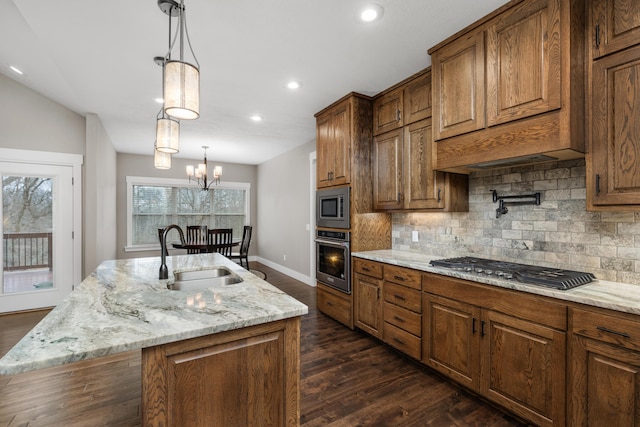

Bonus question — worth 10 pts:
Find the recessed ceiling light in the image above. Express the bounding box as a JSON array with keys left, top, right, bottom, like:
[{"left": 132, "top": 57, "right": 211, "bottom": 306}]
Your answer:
[
  {"left": 287, "top": 80, "right": 302, "bottom": 90},
  {"left": 359, "top": 4, "right": 384, "bottom": 22},
  {"left": 155, "top": 98, "right": 164, "bottom": 104},
  {"left": 9, "top": 65, "right": 24, "bottom": 75},
  {"left": 250, "top": 115, "right": 263, "bottom": 122}
]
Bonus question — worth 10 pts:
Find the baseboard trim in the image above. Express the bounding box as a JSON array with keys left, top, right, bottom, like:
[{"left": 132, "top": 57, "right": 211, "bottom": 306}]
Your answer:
[{"left": 253, "top": 256, "right": 315, "bottom": 287}]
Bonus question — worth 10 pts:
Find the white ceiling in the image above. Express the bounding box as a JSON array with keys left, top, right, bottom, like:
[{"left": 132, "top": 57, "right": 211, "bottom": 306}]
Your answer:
[{"left": 1, "top": 0, "right": 508, "bottom": 165}]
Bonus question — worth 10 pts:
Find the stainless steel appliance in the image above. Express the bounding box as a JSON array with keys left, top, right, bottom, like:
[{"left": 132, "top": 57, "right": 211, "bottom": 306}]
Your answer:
[
  {"left": 315, "top": 230, "right": 350, "bottom": 293},
  {"left": 429, "top": 257, "right": 595, "bottom": 290},
  {"left": 316, "top": 186, "right": 350, "bottom": 229}
]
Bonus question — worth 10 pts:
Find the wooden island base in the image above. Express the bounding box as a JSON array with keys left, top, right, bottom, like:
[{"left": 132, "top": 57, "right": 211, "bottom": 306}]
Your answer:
[{"left": 142, "top": 317, "right": 301, "bottom": 427}]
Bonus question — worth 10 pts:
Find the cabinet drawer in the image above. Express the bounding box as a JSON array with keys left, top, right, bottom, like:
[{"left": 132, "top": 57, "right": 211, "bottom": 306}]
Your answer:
[
  {"left": 384, "top": 302, "right": 421, "bottom": 337},
  {"left": 317, "top": 286, "right": 352, "bottom": 328},
  {"left": 354, "top": 258, "right": 383, "bottom": 278},
  {"left": 383, "top": 322, "right": 421, "bottom": 360},
  {"left": 571, "top": 307, "right": 640, "bottom": 352},
  {"left": 383, "top": 265, "right": 421, "bottom": 290},
  {"left": 383, "top": 282, "right": 421, "bottom": 313}
]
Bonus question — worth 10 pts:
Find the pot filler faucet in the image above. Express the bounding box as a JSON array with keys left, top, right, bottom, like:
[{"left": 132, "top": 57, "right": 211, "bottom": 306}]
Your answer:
[{"left": 159, "top": 224, "right": 186, "bottom": 279}]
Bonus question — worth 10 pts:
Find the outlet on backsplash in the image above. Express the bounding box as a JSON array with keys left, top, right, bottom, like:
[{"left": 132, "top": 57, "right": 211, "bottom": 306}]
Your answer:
[{"left": 412, "top": 230, "right": 419, "bottom": 242}]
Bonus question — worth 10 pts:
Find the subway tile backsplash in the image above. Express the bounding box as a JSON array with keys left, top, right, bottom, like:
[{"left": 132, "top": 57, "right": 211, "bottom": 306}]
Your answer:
[{"left": 392, "top": 159, "right": 640, "bottom": 285}]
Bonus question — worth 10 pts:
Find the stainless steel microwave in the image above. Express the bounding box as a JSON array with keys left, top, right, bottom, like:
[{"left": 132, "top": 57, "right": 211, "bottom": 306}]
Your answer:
[{"left": 316, "top": 186, "right": 350, "bottom": 229}]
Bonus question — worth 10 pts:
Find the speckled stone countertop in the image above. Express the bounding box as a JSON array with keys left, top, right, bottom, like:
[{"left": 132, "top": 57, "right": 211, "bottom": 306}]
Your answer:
[
  {"left": 0, "top": 254, "right": 308, "bottom": 375},
  {"left": 353, "top": 249, "right": 640, "bottom": 316}
]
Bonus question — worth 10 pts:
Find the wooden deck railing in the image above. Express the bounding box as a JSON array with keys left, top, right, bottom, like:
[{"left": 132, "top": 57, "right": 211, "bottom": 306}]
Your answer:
[{"left": 3, "top": 232, "right": 53, "bottom": 271}]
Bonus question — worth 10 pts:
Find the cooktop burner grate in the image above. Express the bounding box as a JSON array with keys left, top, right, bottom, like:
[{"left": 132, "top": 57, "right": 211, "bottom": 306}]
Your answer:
[{"left": 429, "top": 256, "right": 595, "bottom": 290}]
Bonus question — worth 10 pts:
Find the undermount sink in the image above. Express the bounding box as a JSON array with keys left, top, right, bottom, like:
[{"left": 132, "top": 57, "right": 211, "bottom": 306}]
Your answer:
[{"left": 167, "top": 267, "right": 243, "bottom": 291}]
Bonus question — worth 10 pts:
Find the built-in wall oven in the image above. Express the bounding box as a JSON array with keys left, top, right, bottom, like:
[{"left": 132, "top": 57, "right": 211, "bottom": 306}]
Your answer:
[{"left": 315, "top": 230, "right": 350, "bottom": 294}]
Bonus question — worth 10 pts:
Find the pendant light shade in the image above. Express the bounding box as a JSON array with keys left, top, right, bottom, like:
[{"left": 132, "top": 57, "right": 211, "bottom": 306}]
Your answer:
[
  {"left": 164, "top": 60, "right": 199, "bottom": 120},
  {"left": 156, "top": 115, "right": 180, "bottom": 153},
  {"left": 154, "top": 144, "right": 172, "bottom": 169}
]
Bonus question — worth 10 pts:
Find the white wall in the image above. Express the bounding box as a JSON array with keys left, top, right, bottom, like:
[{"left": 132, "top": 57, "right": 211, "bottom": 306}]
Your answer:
[
  {"left": 256, "top": 139, "right": 316, "bottom": 284},
  {"left": 0, "top": 73, "right": 84, "bottom": 154},
  {"left": 84, "top": 114, "right": 117, "bottom": 274}
]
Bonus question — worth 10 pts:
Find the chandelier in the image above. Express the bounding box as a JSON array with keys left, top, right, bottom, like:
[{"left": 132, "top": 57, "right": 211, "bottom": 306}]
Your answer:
[{"left": 187, "top": 146, "right": 222, "bottom": 190}]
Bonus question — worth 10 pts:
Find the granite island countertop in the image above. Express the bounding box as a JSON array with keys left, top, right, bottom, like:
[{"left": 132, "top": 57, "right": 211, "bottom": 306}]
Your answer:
[
  {"left": 0, "top": 253, "right": 308, "bottom": 375},
  {"left": 353, "top": 249, "right": 640, "bottom": 316}
]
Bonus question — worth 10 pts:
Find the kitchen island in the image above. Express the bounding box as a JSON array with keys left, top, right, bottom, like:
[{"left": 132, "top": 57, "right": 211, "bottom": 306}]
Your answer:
[{"left": 0, "top": 253, "right": 308, "bottom": 426}]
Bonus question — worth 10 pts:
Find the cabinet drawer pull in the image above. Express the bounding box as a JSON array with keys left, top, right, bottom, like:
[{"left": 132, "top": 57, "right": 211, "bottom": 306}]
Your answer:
[
  {"left": 597, "top": 326, "right": 630, "bottom": 339},
  {"left": 393, "top": 337, "right": 406, "bottom": 345},
  {"left": 393, "top": 315, "right": 405, "bottom": 323},
  {"left": 326, "top": 301, "right": 334, "bottom": 307},
  {"left": 393, "top": 294, "right": 406, "bottom": 301},
  {"left": 393, "top": 275, "right": 405, "bottom": 281},
  {"left": 362, "top": 266, "right": 371, "bottom": 272}
]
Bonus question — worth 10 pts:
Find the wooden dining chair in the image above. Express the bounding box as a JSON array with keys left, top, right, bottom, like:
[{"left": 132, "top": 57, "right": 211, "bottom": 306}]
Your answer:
[
  {"left": 186, "top": 225, "right": 208, "bottom": 254},
  {"left": 207, "top": 228, "right": 233, "bottom": 256},
  {"left": 229, "top": 225, "right": 252, "bottom": 269}
]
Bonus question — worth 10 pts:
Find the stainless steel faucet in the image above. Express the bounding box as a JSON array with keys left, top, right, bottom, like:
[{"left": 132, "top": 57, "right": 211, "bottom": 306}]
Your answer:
[{"left": 159, "top": 225, "right": 186, "bottom": 279}]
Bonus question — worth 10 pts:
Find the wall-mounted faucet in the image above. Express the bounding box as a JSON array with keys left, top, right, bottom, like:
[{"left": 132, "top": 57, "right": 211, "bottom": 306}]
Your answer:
[
  {"left": 491, "top": 189, "right": 541, "bottom": 218},
  {"left": 159, "top": 224, "right": 186, "bottom": 279}
]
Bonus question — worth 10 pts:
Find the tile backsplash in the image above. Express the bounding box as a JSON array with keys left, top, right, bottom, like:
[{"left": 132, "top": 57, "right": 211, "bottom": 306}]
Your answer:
[{"left": 392, "top": 159, "right": 640, "bottom": 284}]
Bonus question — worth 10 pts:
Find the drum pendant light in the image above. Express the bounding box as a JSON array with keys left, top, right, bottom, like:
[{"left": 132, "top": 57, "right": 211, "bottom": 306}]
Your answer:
[
  {"left": 160, "top": 0, "right": 200, "bottom": 120},
  {"left": 154, "top": 143, "right": 172, "bottom": 169}
]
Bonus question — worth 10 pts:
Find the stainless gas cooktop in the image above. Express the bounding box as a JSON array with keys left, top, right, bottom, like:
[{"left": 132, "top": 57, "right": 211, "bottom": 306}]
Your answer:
[{"left": 429, "top": 257, "right": 595, "bottom": 290}]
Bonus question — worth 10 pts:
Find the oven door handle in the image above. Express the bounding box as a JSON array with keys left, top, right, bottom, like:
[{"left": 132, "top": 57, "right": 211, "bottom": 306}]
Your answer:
[{"left": 314, "top": 238, "right": 350, "bottom": 248}]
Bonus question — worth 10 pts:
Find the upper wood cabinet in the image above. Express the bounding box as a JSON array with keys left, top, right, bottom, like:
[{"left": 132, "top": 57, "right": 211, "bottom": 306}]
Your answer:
[
  {"left": 432, "top": 30, "right": 486, "bottom": 140},
  {"left": 315, "top": 93, "right": 372, "bottom": 189},
  {"left": 373, "top": 88, "right": 403, "bottom": 136},
  {"left": 373, "top": 119, "right": 468, "bottom": 211},
  {"left": 373, "top": 69, "right": 468, "bottom": 212},
  {"left": 373, "top": 69, "right": 433, "bottom": 137},
  {"left": 587, "top": 1, "right": 640, "bottom": 209},
  {"left": 590, "top": 0, "right": 640, "bottom": 59},
  {"left": 485, "top": 0, "right": 561, "bottom": 126},
  {"left": 429, "top": 0, "right": 586, "bottom": 173}
]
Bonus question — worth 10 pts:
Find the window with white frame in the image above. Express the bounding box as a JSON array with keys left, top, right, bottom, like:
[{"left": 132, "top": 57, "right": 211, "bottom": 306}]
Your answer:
[{"left": 126, "top": 176, "right": 250, "bottom": 251}]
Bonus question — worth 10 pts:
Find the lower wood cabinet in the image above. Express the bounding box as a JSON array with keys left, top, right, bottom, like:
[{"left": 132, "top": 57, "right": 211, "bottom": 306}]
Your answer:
[
  {"left": 351, "top": 257, "right": 640, "bottom": 427},
  {"left": 142, "top": 317, "right": 301, "bottom": 427},
  {"left": 569, "top": 307, "right": 640, "bottom": 426},
  {"left": 317, "top": 282, "right": 353, "bottom": 329},
  {"left": 422, "top": 272, "right": 567, "bottom": 427}
]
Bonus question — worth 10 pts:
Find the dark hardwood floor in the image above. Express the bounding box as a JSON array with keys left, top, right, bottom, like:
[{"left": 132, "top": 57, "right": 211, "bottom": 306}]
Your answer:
[{"left": 0, "top": 263, "right": 529, "bottom": 426}]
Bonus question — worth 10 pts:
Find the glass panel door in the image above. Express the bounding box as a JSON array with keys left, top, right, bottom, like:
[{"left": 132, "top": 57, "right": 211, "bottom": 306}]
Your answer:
[{"left": 0, "top": 162, "right": 74, "bottom": 313}]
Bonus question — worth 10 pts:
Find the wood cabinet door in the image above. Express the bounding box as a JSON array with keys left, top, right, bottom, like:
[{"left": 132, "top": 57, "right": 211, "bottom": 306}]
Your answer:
[
  {"left": 403, "top": 118, "right": 446, "bottom": 210},
  {"left": 373, "top": 88, "right": 403, "bottom": 136},
  {"left": 590, "top": 45, "right": 640, "bottom": 206},
  {"left": 591, "top": 0, "right": 640, "bottom": 59},
  {"left": 316, "top": 101, "right": 351, "bottom": 188},
  {"left": 423, "top": 293, "right": 481, "bottom": 391},
  {"left": 570, "top": 335, "right": 640, "bottom": 427},
  {"left": 354, "top": 273, "right": 382, "bottom": 337},
  {"left": 316, "top": 112, "right": 333, "bottom": 188},
  {"left": 432, "top": 29, "right": 485, "bottom": 140},
  {"left": 481, "top": 310, "right": 566, "bottom": 427},
  {"left": 330, "top": 102, "right": 351, "bottom": 187},
  {"left": 486, "top": 0, "right": 561, "bottom": 127},
  {"left": 404, "top": 70, "right": 432, "bottom": 125},
  {"left": 373, "top": 128, "right": 403, "bottom": 210}
]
